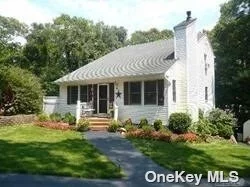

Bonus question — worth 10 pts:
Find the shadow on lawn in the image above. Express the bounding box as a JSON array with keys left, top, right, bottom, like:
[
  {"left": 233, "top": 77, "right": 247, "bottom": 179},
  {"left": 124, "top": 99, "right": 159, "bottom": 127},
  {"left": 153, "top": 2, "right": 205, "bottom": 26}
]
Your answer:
[
  {"left": 130, "top": 139, "right": 250, "bottom": 177},
  {"left": 0, "top": 138, "right": 121, "bottom": 179}
]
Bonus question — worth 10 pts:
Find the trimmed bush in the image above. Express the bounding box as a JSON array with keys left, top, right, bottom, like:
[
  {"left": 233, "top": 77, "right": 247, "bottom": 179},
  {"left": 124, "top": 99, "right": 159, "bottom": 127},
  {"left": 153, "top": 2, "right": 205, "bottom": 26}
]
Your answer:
[
  {"left": 168, "top": 113, "right": 192, "bottom": 134},
  {"left": 38, "top": 113, "right": 50, "bottom": 122},
  {"left": 138, "top": 118, "right": 148, "bottom": 128},
  {"left": 107, "top": 120, "right": 120, "bottom": 132},
  {"left": 0, "top": 65, "right": 43, "bottom": 115},
  {"left": 63, "top": 112, "right": 76, "bottom": 125},
  {"left": 153, "top": 119, "right": 163, "bottom": 131},
  {"left": 49, "top": 113, "right": 62, "bottom": 122},
  {"left": 77, "top": 118, "right": 89, "bottom": 132}
]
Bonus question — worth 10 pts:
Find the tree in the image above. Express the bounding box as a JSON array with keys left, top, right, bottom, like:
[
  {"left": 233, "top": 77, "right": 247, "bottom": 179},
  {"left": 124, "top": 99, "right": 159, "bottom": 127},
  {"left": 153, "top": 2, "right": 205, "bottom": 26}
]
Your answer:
[
  {"left": 0, "top": 65, "right": 43, "bottom": 115},
  {"left": 210, "top": 0, "right": 250, "bottom": 129},
  {"left": 22, "top": 14, "right": 127, "bottom": 95},
  {"left": 129, "top": 28, "right": 173, "bottom": 45},
  {"left": 0, "top": 15, "right": 27, "bottom": 65}
]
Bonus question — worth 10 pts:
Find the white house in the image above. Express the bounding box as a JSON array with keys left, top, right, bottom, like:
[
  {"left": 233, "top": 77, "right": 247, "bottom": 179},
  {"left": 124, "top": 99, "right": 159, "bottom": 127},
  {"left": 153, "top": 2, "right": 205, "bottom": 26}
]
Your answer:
[{"left": 44, "top": 11, "right": 215, "bottom": 124}]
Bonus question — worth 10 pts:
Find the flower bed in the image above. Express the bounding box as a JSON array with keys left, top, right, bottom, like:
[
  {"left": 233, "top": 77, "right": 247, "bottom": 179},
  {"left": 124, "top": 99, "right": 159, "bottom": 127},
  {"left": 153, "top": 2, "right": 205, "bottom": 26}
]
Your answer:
[
  {"left": 35, "top": 121, "right": 74, "bottom": 131},
  {"left": 125, "top": 129, "right": 198, "bottom": 143}
]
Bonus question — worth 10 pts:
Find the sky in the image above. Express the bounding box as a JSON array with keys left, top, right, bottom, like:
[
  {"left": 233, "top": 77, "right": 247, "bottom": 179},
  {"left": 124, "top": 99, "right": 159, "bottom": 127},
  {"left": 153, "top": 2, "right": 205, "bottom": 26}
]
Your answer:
[{"left": 0, "top": 0, "right": 228, "bottom": 35}]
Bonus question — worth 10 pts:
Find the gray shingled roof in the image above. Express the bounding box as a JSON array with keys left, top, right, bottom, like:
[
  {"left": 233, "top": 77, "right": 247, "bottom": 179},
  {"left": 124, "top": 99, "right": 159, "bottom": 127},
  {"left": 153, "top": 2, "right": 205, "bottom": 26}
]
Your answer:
[{"left": 55, "top": 39, "right": 176, "bottom": 83}]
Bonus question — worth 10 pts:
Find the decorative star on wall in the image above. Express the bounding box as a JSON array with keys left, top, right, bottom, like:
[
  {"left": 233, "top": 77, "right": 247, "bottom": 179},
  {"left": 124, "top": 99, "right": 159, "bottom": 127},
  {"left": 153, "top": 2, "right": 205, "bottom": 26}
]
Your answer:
[{"left": 115, "top": 89, "right": 122, "bottom": 98}]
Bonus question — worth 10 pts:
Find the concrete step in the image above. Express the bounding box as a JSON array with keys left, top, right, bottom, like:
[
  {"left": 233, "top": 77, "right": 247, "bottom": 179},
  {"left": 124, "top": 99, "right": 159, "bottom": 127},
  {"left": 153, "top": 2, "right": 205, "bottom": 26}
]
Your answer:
[
  {"left": 89, "top": 121, "right": 110, "bottom": 126},
  {"left": 89, "top": 125, "right": 108, "bottom": 131}
]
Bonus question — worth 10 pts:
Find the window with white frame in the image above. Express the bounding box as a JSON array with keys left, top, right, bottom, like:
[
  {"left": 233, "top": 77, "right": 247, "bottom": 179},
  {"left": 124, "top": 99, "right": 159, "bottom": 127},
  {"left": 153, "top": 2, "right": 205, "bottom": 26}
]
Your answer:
[{"left": 205, "top": 86, "right": 208, "bottom": 102}]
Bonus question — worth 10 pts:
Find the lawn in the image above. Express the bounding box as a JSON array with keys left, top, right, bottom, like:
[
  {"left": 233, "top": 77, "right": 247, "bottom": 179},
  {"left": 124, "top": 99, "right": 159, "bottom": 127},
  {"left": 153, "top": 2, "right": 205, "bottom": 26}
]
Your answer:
[
  {"left": 129, "top": 138, "right": 250, "bottom": 177},
  {"left": 0, "top": 124, "right": 122, "bottom": 178}
]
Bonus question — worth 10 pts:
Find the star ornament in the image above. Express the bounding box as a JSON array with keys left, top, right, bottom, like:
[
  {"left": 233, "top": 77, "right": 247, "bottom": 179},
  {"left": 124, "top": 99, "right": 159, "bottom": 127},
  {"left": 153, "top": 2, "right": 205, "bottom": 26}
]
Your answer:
[{"left": 115, "top": 90, "right": 122, "bottom": 98}]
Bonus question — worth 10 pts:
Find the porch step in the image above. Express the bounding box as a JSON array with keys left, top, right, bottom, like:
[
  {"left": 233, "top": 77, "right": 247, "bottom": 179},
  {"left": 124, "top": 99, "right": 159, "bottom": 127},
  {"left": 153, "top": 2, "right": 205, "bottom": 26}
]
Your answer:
[
  {"left": 85, "top": 117, "right": 110, "bottom": 131},
  {"left": 89, "top": 125, "right": 108, "bottom": 131}
]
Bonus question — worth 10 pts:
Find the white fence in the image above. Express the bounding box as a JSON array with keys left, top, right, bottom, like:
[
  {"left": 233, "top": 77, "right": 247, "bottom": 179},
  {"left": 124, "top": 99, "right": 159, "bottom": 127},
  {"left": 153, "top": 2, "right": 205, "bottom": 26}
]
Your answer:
[
  {"left": 243, "top": 120, "right": 250, "bottom": 141},
  {"left": 43, "top": 96, "right": 59, "bottom": 114}
]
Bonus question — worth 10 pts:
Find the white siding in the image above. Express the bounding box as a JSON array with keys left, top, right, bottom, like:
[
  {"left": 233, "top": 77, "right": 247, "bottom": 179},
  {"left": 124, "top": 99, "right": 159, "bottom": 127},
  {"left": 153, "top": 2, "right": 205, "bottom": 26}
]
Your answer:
[
  {"left": 56, "top": 85, "right": 76, "bottom": 115},
  {"left": 114, "top": 77, "right": 168, "bottom": 125},
  {"left": 197, "top": 35, "right": 215, "bottom": 113},
  {"left": 174, "top": 21, "right": 199, "bottom": 121}
]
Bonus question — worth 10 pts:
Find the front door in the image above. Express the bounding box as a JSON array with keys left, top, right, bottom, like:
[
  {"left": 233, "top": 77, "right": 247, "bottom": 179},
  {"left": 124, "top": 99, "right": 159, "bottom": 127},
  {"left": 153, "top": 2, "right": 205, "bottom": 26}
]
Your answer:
[{"left": 99, "top": 85, "right": 108, "bottom": 113}]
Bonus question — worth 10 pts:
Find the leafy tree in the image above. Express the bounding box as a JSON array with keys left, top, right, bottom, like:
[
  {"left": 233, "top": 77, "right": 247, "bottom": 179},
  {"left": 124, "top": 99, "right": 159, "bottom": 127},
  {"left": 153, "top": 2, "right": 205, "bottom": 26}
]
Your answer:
[
  {"left": 22, "top": 14, "right": 127, "bottom": 95},
  {"left": 0, "top": 65, "right": 43, "bottom": 115},
  {"left": 129, "top": 28, "right": 173, "bottom": 45},
  {"left": 210, "top": 0, "right": 250, "bottom": 130},
  {"left": 0, "top": 15, "right": 27, "bottom": 65}
]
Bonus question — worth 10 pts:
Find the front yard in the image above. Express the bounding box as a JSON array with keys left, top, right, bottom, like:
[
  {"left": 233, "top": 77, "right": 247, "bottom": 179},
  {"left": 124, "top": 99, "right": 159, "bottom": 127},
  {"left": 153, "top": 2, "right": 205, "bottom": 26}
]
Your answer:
[
  {"left": 0, "top": 125, "right": 122, "bottom": 178},
  {"left": 129, "top": 138, "right": 250, "bottom": 177}
]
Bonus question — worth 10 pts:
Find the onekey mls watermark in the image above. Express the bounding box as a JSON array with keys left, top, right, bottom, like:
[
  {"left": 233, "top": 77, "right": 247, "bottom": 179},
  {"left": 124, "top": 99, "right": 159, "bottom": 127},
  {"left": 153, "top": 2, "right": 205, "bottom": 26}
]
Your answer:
[{"left": 145, "top": 170, "right": 239, "bottom": 186}]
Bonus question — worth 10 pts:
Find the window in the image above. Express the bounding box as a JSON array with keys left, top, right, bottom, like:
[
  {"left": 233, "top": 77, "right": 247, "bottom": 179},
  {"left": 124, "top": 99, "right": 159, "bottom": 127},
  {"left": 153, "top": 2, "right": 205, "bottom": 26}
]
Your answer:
[
  {"left": 172, "top": 80, "right": 176, "bottom": 102},
  {"left": 205, "top": 87, "right": 208, "bottom": 102},
  {"left": 204, "top": 54, "right": 208, "bottom": 75},
  {"left": 144, "top": 81, "right": 157, "bottom": 104},
  {"left": 80, "top": 85, "right": 88, "bottom": 102},
  {"left": 124, "top": 82, "right": 141, "bottom": 105},
  {"left": 67, "top": 86, "right": 78, "bottom": 104},
  {"left": 157, "top": 80, "right": 164, "bottom": 106}
]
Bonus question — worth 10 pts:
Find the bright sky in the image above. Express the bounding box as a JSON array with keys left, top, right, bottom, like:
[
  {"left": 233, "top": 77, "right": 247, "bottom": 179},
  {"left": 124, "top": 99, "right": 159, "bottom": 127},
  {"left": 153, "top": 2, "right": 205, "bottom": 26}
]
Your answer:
[{"left": 0, "top": 0, "right": 228, "bottom": 35}]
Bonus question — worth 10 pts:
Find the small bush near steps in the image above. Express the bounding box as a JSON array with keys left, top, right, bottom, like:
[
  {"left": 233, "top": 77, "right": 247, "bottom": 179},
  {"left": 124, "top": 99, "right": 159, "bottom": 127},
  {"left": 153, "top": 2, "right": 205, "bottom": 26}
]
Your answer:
[
  {"left": 77, "top": 118, "right": 90, "bottom": 132},
  {"left": 107, "top": 120, "right": 120, "bottom": 132}
]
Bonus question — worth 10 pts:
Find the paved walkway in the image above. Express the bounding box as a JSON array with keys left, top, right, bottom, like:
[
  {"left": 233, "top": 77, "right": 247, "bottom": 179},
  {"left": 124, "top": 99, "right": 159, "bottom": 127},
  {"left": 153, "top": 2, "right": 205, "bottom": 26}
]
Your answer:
[{"left": 1, "top": 132, "right": 249, "bottom": 187}]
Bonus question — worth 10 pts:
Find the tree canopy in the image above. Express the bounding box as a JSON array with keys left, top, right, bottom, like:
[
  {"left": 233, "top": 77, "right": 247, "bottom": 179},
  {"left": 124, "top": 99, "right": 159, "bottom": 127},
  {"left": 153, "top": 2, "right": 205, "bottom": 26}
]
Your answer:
[
  {"left": 129, "top": 28, "right": 173, "bottom": 45},
  {"left": 210, "top": 0, "right": 250, "bottom": 128}
]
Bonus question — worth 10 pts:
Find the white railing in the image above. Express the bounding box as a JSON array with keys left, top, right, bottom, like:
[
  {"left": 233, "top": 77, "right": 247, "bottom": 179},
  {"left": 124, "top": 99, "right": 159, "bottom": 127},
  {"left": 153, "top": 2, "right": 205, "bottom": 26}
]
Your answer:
[{"left": 76, "top": 101, "right": 95, "bottom": 122}]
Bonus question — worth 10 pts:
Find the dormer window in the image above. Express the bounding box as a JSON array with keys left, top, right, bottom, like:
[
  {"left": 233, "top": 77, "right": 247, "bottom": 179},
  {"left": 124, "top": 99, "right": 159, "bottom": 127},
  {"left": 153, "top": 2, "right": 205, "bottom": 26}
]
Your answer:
[{"left": 204, "top": 54, "right": 208, "bottom": 75}]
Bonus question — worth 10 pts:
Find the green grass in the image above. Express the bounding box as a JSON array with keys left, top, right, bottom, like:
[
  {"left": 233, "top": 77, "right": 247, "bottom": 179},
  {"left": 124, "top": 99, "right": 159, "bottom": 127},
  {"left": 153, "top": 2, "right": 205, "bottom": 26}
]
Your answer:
[
  {"left": 129, "top": 138, "right": 250, "bottom": 177},
  {"left": 0, "top": 124, "right": 122, "bottom": 178}
]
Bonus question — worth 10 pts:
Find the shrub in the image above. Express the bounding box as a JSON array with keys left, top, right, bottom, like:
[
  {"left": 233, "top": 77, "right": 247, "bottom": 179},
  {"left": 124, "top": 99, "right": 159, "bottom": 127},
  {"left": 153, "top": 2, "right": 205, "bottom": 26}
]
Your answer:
[
  {"left": 63, "top": 112, "right": 76, "bottom": 125},
  {"left": 216, "top": 123, "right": 234, "bottom": 138},
  {"left": 208, "top": 108, "right": 237, "bottom": 127},
  {"left": 168, "top": 113, "right": 192, "bottom": 134},
  {"left": 153, "top": 119, "right": 163, "bottom": 131},
  {"left": 159, "top": 127, "right": 172, "bottom": 135},
  {"left": 77, "top": 118, "right": 89, "bottom": 132},
  {"left": 0, "top": 65, "right": 43, "bottom": 115},
  {"left": 207, "top": 109, "right": 236, "bottom": 138},
  {"left": 192, "top": 118, "right": 218, "bottom": 136},
  {"left": 49, "top": 113, "right": 62, "bottom": 122},
  {"left": 125, "top": 129, "right": 171, "bottom": 142},
  {"left": 107, "top": 120, "right": 119, "bottom": 132},
  {"left": 38, "top": 113, "right": 50, "bottom": 122},
  {"left": 142, "top": 125, "right": 154, "bottom": 135},
  {"left": 198, "top": 108, "right": 204, "bottom": 120},
  {"left": 138, "top": 118, "right": 148, "bottom": 128},
  {"left": 124, "top": 124, "right": 137, "bottom": 132}
]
